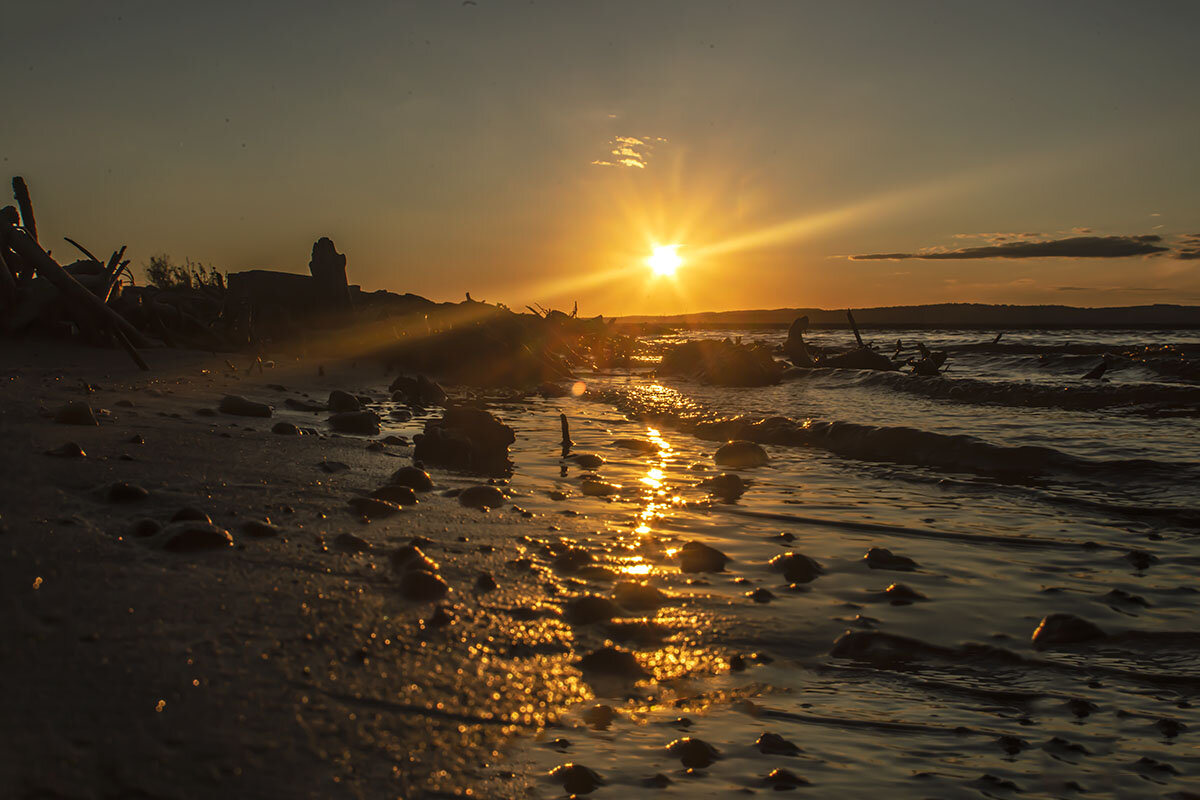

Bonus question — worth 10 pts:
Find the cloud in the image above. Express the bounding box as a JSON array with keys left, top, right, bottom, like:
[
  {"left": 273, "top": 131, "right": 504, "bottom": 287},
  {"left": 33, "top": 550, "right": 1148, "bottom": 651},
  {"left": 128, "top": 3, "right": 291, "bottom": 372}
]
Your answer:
[
  {"left": 591, "top": 135, "right": 667, "bottom": 169},
  {"left": 850, "top": 234, "right": 1169, "bottom": 261},
  {"left": 1176, "top": 233, "right": 1200, "bottom": 260}
]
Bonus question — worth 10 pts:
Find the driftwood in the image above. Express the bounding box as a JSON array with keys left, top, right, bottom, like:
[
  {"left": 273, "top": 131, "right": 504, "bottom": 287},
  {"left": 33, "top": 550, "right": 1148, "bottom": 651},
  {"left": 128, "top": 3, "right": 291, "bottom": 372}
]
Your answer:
[{"left": 12, "top": 177, "right": 37, "bottom": 244}]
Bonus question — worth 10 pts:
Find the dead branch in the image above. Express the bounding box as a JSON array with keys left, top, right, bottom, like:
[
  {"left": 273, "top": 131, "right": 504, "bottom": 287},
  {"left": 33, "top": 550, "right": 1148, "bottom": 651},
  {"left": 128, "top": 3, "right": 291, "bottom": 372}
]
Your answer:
[{"left": 12, "top": 177, "right": 37, "bottom": 244}]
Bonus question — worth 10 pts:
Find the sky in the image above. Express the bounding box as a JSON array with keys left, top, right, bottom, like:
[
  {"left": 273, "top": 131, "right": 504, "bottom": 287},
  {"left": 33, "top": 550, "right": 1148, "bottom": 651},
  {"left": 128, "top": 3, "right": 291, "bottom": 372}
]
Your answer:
[{"left": 3, "top": 1, "right": 1199, "bottom": 315}]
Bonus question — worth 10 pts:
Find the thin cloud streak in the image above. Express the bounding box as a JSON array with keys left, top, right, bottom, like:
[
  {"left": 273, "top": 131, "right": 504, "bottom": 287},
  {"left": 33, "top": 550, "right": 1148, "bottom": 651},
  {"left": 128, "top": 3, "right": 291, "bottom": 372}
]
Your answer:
[{"left": 850, "top": 234, "right": 1169, "bottom": 261}]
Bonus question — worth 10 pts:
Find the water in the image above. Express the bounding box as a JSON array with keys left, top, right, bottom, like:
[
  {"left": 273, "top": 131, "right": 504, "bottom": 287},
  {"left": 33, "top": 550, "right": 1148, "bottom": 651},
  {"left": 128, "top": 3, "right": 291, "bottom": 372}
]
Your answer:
[{"left": 416, "top": 328, "right": 1200, "bottom": 797}]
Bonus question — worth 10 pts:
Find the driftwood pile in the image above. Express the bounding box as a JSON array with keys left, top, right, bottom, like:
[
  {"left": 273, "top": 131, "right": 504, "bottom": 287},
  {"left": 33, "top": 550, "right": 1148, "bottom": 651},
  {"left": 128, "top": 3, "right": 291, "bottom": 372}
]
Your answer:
[{"left": 0, "top": 177, "right": 636, "bottom": 387}]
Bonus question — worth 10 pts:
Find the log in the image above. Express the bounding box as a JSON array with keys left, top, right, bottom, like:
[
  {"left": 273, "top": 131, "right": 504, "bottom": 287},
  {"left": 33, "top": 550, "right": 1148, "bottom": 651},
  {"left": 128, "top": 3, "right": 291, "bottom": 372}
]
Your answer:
[
  {"left": 12, "top": 177, "right": 37, "bottom": 244},
  {"left": 64, "top": 237, "right": 103, "bottom": 266},
  {"left": 560, "top": 412, "right": 573, "bottom": 456},
  {"left": 0, "top": 246, "right": 15, "bottom": 309},
  {"left": 846, "top": 309, "right": 864, "bottom": 348}
]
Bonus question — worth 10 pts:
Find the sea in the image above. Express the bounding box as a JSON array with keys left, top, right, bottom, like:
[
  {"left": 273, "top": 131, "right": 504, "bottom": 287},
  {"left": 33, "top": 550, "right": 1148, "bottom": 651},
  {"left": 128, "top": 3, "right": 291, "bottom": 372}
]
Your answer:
[{"left": 425, "top": 327, "right": 1200, "bottom": 797}]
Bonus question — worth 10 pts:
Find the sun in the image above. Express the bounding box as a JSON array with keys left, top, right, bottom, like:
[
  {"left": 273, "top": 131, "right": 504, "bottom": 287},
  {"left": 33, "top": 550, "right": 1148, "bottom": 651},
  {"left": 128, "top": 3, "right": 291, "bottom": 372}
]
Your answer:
[{"left": 646, "top": 244, "right": 683, "bottom": 276}]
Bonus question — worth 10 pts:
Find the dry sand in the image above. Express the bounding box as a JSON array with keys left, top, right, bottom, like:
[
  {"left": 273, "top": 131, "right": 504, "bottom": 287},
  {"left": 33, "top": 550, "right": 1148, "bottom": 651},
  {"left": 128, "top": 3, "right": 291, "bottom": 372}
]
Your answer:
[{"left": 0, "top": 342, "right": 586, "bottom": 799}]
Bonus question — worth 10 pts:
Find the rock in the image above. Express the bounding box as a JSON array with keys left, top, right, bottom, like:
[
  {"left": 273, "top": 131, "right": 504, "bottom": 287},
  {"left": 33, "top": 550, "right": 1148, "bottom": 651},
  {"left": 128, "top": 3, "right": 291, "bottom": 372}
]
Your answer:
[
  {"left": 365, "top": 441, "right": 385, "bottom": 452},
  {"left": 381, "top": 434, "right": 409, "bottom": 445},
  {"left": 1155, "top": 718, "right": 1187, "bottom": 737},
  {"left": 864, "top": 547, "right": 918, "bottom": 571},
  {"left": 284, "top": 397, "right": 325, "bottom": 412},
  {"left": 241, "top": 519, "right": 279, "bottom": 538},
  {"left": 612, "top": 438, "right": 659, "bottom": 453},
  {"left": 218, "top": 395, "right": 272, "bottom": 417},
  {"left": 389, "top": 466, "right": 434, "bottom": 492},
  {"left": 700, "top": 472, "right": 748, "bottom": 501},
  {"left": 413, "top": 406, "right": 515, "bottom": 474},
  {"left": 747, "top": 588, "right": 775, "bottom": 603},
  {"left": 581, "top": 480, "right": 619, "bottom": 497},
  {"left": 347, "top": 496, "right": 401, "bottom": 519},
  {"left": 371, "top": 485, "right": 418, "bottom": 506},
  {"left": 755, "top": 732, "right": 801, "bottom": 755},
  {"left": 996, "top": 735, "right": 1030, "bottom": 756},
  {"left": 548, "top": 763, "right": 604, "bottom": 795},
  {"left": 271, "top": 422, "right": 302, "bottom": 436},
  {"left": 171, "top": 507, "right": 211, "bottom": 524},
  {"left": 666, "top": 737, "right": 720, "bottom": 768},
  {"left": 769, "top": 552, "right": 823, "bottom": 583},
  {"left": 459, "top": 485, "right": 505, "bottom": 510},
  {"left": 641, "top": 773, "right": 671, "bottom": 788},
  {"left": 568, "top": 453, "right": 605, "bottom": 469},
  {"left": 1031, "top": 614, "right": 1106, "bottom": 650},
  {"left": 318, "top": 460, "right": 350, "bottom": 473},
  {"left": 54, "top": 401, "right": 98, "bottom": 426},
  {"left": 714, "top": 440, "right": 768, "bottom": 468},
  {"left": 389, "top": 374, "right": 447, "bottom": 407},
  {"left": 577, "top": 646, "right": 649, "bottom": 680},
  {"left": 327, "top": 389, "right": 361, "bottom": 413},
  {"left": 581, "top": 704, "right": 616, "bottom": 730},
  {"left": 159, "top": 521, "right": 234, "bottom": 552},
  {"left": 334, "top": 532, "right": 371, "bottom": 553},
  {"left": 566, "top": 595, "right": 623, "bottom": 625},
  {"left": 884, "top": 583, "right": 927, "bottom": 604},
  {"left": 328, "top": 410, "right": 381, "bottom": 435},
  {"left": 658, "top": 339, "right": 784, "bottom": 386},
  {"left": 399, "top": 569, "right": 448, "bottom": 602},
  {"left": 678, "top": 541, "right": 729, "bottom": 573},
  {"left": 1125, "top": 549, "right": 1158, "bottom": 570},
  {"left": 763, "top": 768, "right": 810, "bottom": 789},
  {"left": 45, "top": 442, "right": 86, "bottom": 458},
  {"left": 613, "top": 581, "right": 668, "bottom": 611},
  {"left": 105, "top": 482, "right": 148, "bottom": 503},
  {"left": 130, "top": 518, "right": 161, "bottom": 538},
  {"left": 391, "top": 544, "right": 439, "bottom": 574},
  {"left": 552, "top": 548, "right": 594, "bottom": 573},
  {"left": 476, "top": 572, "right": 498, "bottom": 592}
]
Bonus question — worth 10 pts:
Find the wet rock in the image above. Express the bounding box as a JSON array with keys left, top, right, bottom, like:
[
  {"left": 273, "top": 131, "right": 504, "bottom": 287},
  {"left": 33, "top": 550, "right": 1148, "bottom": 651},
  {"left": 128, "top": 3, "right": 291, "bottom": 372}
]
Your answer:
[
  {"left": 548, "top": 763, "right": 604, "bottom": 795},
  {"left": 581, "top": 480, "right": 619, "bottom": 497},
  {"left": 613, "top": 581, "right": 667, "bottom": 610},
  {"left": 700, "top": 472, "right": 748, "bottom": 501},
  {"left": 747, "top": 588, "right": 775, "bottom": 603},
  {"left": 566, "top": 595, "right": 623, "bottom": 625},
  {"left": 414, "top": 406, "right": 515, "bottom": 475},
  {"left": 284, "top": 397, "right": 325, "bottom": 412},
  {"left": 328, "top": 410, "right": 381, "bottom": 435},
  {"left": 391, "top": 544, "right": 439, "bottom": 574},
  {"left": 666, "top": 737, "right": 720, "bottom": 768},
  {"left": 969, "top": 775, "right": 1021, "bottom": 793},
  {"left": 1132, "top": 756, "right": 1179, "bottom": 775},
  {"left": 475, "top": 572, "right": 498, "bottom": 592},
  {"left": 756, "top": 732, "right": 801, "bottom": 756},
  {"left": 105, "top": 482, "right": 148, "bottom": 503},
  {"left": 864, "top": 547, "right": 918, "bottom": 571},
  {"left": 581, "top": 704, "right": 616, "bottom": 730},
  {"left": 459, "top": 485, "right": 505, "bottom": 509},
  {"left": 830, "top": 630, "right": 943, "bottom": 663},
  {"left": 714, "top": 440, "right": 768, "bottom": 468},
  {"left": 45, "top": 442, "right": 87, "bottom": 458},
  {"left": 317, "top": 460, "right": 350, "bottom": 473},
  {"left": 996, "top": 735, "right": 1030, "bottom": 756},
  {"left": 1155, "top": 718, "right": 1187, "bottom": 737},
  {"left": 1125, "top": 549, "right": 1158, "bottom": 570},
  {"left": 612, "top": 438, "right": 659, "bottom": 453},
  {"left": 763, "top": 767, "right": 810, "bottom": 789},
  {"left": 569, "top": 453, "right": 605, "bottom": 469},
  {"left": 55, "top": 401, "right": 98, "bottom": 426},
  {"left": 1103, "top": 588, "right": 1150, "bottom": 607},
  {"left": 577, "top": 646, "right": 649, "bottom": 680},
  {"left": 885, "top": 583, "right": 927, "bottom": 605},
  {"left": 678, "top": 541, "right": 730, "bottom": 573},
  {"left": 131, "top": 518, "right": 161, "bottom": 538},
  {"left": 372, "top": 485, "right": 418, "bottom": 506},
  {"left": 241, "top": 519, "right": 279, "bottom": 538},
  {"left": 1064, "top": 698, "right": 1099, "bottom": 718},
  {"left": 159, "top": 521, "right": 234, "bottom": 552},
  {"left": 346, "top": 496, "right": 402, "bottom": 519},
  {"left": 389, "top": 373, "right": 447, "bottom": 407},
  {"left": 271, "top": 422, "right": 302, "bottom": 436},
  {"left": 552, "top": 548, "right": 594, "bottom": 573},
  {"left": 641, "top": 773, "right": 672, "bottom": 788},
  {"left": 334, "top": 532, "right": 371, "bottom": 553},
  {"left": 327, "top": 389, "right": 361, "bottom": 413},
  {"left": 769, "top": 552, "right": 823, "bottom": 583},
  {"left": 171, "top": 507, "right": 211, "bottom": 524},
  {"left": 1043, "top": 736, "right": 1091, "bottom": 756},
  {"left": 1031, "top": 613, "right": 1106, "bottom": 650},
  {"left": 548, "top": 490, "right": 569, "bottom": 501},
  {"left": 128, "top": 434, "right": 144, "bottom": 445},
  {"left": 388, "top": 466, "right": 434, "bottom": 492},
  {"left": 399, "top": 569, "right": 449, "bottom": 602},
  {"left": 218, "top": 395, "right": 272, "bottom": 417}
]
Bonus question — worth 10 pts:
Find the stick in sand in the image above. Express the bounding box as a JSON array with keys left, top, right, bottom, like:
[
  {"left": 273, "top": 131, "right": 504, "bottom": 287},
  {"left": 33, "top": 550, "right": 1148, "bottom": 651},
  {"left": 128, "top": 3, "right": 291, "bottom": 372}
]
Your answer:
[{"left": 560, "top": 413, "right": 573, "bottom": 457}]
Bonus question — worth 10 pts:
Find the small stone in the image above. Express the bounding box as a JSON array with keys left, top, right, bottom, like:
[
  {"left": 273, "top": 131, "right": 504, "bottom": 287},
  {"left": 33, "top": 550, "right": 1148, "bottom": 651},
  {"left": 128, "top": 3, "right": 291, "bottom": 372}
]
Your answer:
[
  {"left": 372, "top": 485, "right": 418, "bottom": 505},
  {"left": 54, "top": 401, "right": 98, "bottom": 426},
  {"left": 885, "top": 583, "right": 927, "bottom": 605},
  {"left": 996, "top": 735, "right": 1030, "bottom": 755},
  {"left": 1155, "top": 718, "right": 1186, "bottom": 737},
  {"left": 1064, "top": 698, "right": 1099, "bottom": 718},
  {"left": 613, "top": 581, "right": 668, "bottom": 610},
  {"left": 714, "top": 440, "right": 768, "bottom": 468},
  {"left": 106, "top": 482, "right": 148, "bottom": 503},
  {"left": 577, "top": 646, "right": 649, "bottom": 680},
  {"left": 391, "top": 545, "right": 439, "bottom": 574},
  {"left": 1124, "top": 549, "right": 1158, "bottom": 570},
  {"left": 864, "top": 547, "right": 919, "bottom": 571},
  {"left": 700, "top": 472, "right": 748, "bottom": 501},
  {"left": 678, "top": 541, "right": 729, "bottom": 573},
  {"left": 128, "top": 434, "right": 145, "bottom": 444},
  {"left": 218, "top": 395, "right": 271, "bottom": 417},
  {"left": 159, "top": 521, "right": 233, "bottom": 552},
  {"left": 581, "top": 480, "right": 619, "bottom": 497},
  {"left": 612, "top": 438, "right": 659, "bottom": 453},
  {"left": 569, "top": 453, "right": 605, "bottom": 469},
  {"left": 641, "top": 773, "right": 671, "bottom": 788},
  {"left": 769, "top": 552, "right": 823, "bottom": 583},
  {"left": 548, "top": 763, "right": 604, "bottom": 795},
  {"left": 334, "top": 532, "right": 371, "bottom": 553},
  {"left": 399, "top": 569, "right": 448, "bottom": 602},
  {"left": 328, "top": 410, "right": 381, "bottom": 435},
  {"left": 1031, "top": 614, "right": 1106, "bottom": 650},
  {"left": 365, "top": 441, "right": 385, "bottom": 452},
  {"left": 459, "top": 485, "right": 505, "bottom": 509},
  {"left": 566, "top": 595, "right": 623, "bottom": 625},
  {"left": 195, "top": 407, "right": 217, "bottom": 417},
  {"left": 581, "top": 704, "right": 616, "bottom": 729},
  {"left": 318, "top": 460, "right": 350, "bottom": 473},
  {"left": 347, "top": 497, "right": 401, "bottom": 519},
  {"left": 389, "top": 466, "right": 434, "bottom": 492},
  {"left": 747, "top": 587, "right": 775, "bottom": 603},
  {"left": 476, "top": 572, "right": 498, "bottom": 592},
  {"left": 327, "top": 389, "right": 361, "bottom": 413},
  {"left": 763, "top": 767, "right": 809, "bottom": 789},
  {"left": 271, "top": 422, "right": 302, "bottom": 436},
  {"left": 666, "top": 737, "right": 720, "bottom": 768},
  {"left": 241, "top": 519, "right": 279, "bottom": 538},
  {"left": 45, "top": 442, "right": 86, "bottom": 458},
  {"left": 171, "top": 507, "right": 211, "bottom": 524},
  {"left": 381, "top": 435, "right": 408, "bottom": 446},
  {"left": 756, "top": 732, "right": 801, "bottom": 755},
  {"left": 548, "top": 490, "right": 568, "bottom": 501}
]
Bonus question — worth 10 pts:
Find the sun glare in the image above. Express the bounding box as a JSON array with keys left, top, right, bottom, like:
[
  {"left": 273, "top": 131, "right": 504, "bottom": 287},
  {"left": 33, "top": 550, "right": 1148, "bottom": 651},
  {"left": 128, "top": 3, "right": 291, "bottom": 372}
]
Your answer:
[{"left": 646, "top": 244, "right": 682, "bottom": 276}]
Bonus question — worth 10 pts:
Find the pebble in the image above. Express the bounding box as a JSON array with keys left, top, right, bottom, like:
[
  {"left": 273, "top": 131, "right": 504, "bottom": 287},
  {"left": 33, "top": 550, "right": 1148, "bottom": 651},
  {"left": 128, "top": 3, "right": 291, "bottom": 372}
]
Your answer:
[
  {"left": 566, "top": 595, "right": 623, "bottom": 625},
  {"left": 346, "top": 496, "right": 401, "bottom": 519},
  {"left": 391, "top": 545, "right": 439, "bottom": 574},
  {"left": 763, "top": 767, "right": 810, "bottom": 789},
  {"left": 577, "top": 646, "right": 650, "bottom": 680},
  {"left": 45, "top": 442, "right": 86, "bottom": 458},
  {"left": 756, "top": 732, "right": 801, "bottom": 755},
  {"left": 548, "top": 490, "right": 568, "bottom": 501},
  {"left": 389, "top": 466, "right": 434, "bottom": 491},
  {"left": 1031, "top": 613, "right": 1106, "bottom": 650},
  {"left": 613, "top": 581, "right": 668, "bottom": 610},
  {"left": 399, "top": 569, "right": 449, "bottom": 602},
  {"left": 271, "top": 422, "right": 302, "bottom": 436},
  {"left": 327, "top": 389, "right": 361, "bottom": 413},
  {"left": 54, "top": 401, "right": 98, "bottom": 426},
  {"left": 334, "top": 532, "right": 371, "bottom": 553},
  {"left": 769, "top": 552, "right": 823, "bottom": 583},
  {"left": 318, "top": 460, "right": 350, "bottom": 473},
  {"left": 371, "top": 485, "right": 418, "bottom": 505},
  {"left": 159, "top": 521, "right": 234, "bottom": 552},
  {"left": 171, "top": 507, "right": 212, "bottom": 524},
  {"left": 459, "top": 485, "right": 505, "bottom": 509},
  {"left": 678, "top": 541, "right": 730, "bottom": 573},
  {"left": 241, "top": 519, "right": 279, "bottom": 538},
  {"left": 581, "top": 704, "right": 616, "bottom": 729},
  {"left": 611, "top": 438, "right": 659, "bottom": 453},
  {"left": 365, "top": 441, "right": 385, "bottom": 452},
  {"left": 549, "top": 763, "right": 604, "bottom": 795},
  {"left": 476, "top": 572, "right": 498, "bottom": 592},
  {"left": 1155, "top": 718, "right": 1187, "bottom": 737},
  {"left": 641, "top": 774, "right": 672, "bottom": 788},
  {"left": 106, "top": 482, "right": 149, "bottom": 503},
  {"left": 995, "top": 735, "right": 1030, "bottom": 755},
  {"left": 328, "top": 410, "right": 381, "bottom": 435},
  {"left": 1125, "top": 549, "right": 1158, "bottom": 570},
  {"left": 569, "top": 453, "right": 605, "bottom": 469},
  {"left": 581, "top": 480, "right": 619, "bottom": 497},
  {"left": 666, "top": 737, "right": 720, "bottom": 768},
  {"left": 380, "top": 435, "right": 409, "bottom": 446},
  {"left": 128, "top": 434, "right": 144, "bottom": 445},
  {"left": 713, "top": 440, "right": 768, "bottom": 468},
  {"left": 884, "top": 583, "right": 927, "bottom": 605},
  {"left": 218, "top": 395, "right": 272, "bottom": 417},
  {"left": 700, "top": 472, "right": 748, "bottom": 501},
  {"left": 747, "top": 587, "right": 775, "bottom": 603},
  {"left": 864, "top": 547, "right": 919, "bottom": 571}
]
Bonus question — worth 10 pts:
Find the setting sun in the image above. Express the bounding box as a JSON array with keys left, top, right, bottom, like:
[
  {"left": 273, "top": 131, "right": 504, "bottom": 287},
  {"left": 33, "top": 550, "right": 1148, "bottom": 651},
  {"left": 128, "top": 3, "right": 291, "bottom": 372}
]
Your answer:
[{"left": 646, "top": 244, "right": 683, "bottom": 276}]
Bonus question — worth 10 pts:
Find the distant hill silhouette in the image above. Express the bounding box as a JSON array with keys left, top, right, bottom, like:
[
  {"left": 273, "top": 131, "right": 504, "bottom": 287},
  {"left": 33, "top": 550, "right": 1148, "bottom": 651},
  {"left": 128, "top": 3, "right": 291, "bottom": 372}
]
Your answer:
[{"left": 614, "top": 303, "right": 1200, "bottom": 329}]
